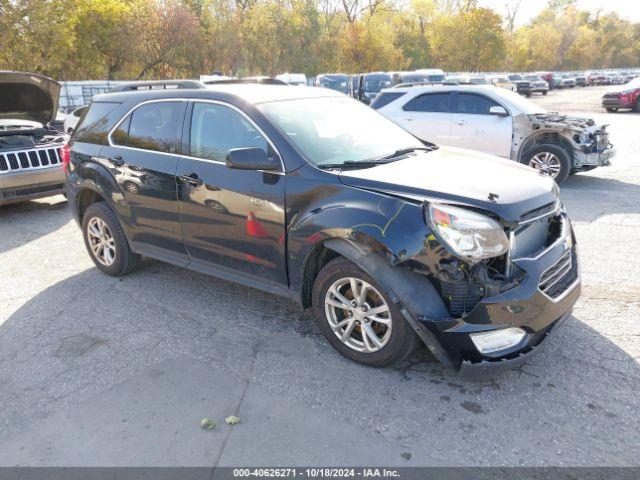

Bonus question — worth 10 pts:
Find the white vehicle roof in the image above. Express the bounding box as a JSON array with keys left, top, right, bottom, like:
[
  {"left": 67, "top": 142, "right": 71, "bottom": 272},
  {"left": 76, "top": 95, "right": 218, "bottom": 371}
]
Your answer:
[{"left": 382, "top": 84, "right": 546, "bottom": 115}]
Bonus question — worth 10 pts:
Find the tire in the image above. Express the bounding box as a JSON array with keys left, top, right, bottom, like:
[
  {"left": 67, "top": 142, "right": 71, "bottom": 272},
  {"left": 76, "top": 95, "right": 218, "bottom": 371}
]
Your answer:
[
  {"left": 312, "top": 256, "right": 418, "bottom": 367},
  {"left": 634, "top": 99, "right": 640, "bottom": 113},
  {"left": 605, "top": 107, "right": 618, "bottom": 113},
  {"left": 542, "top": 91, "right": 548, "bottom": 95},
  {"left": 82, "top": 202, "right": 140, "bottom": 276},
  {"left": 521, "top": 144, "right": 571, "bottom": 184}
]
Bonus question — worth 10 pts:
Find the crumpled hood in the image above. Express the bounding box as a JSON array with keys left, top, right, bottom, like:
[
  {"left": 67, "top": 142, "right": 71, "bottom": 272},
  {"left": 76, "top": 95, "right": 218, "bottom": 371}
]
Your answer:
[
  {"left": 0, "top": 71, "right": 61, "bottom": 125},
  {"left": 338, "top": 147, "right": 557, "bottom": 223},
  {"left": 528, "top": 113, "right": 600, "bottom": 131}
]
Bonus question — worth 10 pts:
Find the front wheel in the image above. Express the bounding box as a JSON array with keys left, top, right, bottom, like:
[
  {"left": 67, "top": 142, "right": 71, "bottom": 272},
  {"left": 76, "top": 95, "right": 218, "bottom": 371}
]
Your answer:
[
  {"left": 521, "top": 144, "right": 571, "bottom": 184},
  {"left": 312, "top": 257, "right": 417, "bottom": 367},
  {"left": 605, "top": 107, "right": 619, "bottom": 112}
]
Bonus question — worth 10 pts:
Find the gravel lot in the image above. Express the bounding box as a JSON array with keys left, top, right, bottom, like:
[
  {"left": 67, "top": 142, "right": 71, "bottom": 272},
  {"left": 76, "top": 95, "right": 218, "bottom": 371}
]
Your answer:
[{"left": 0, "top": 86, "right": 639, "bottom": 467}]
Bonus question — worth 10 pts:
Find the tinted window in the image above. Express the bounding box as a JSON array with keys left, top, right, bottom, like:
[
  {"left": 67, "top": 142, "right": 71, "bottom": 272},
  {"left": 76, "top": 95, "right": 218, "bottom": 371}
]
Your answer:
[
  {"left": 403, "top": 93, "right": 450, "bottom": 113},
  {"left": 370, "top": 92, "right": 406, "bottom": 110},
  {"left": 73, "top": 102, "right": 121, "bottom": 144},
  {"left": 456, "top": 93, "right": 499, "bottom": 115},
  {"left": 111, "top": 114, "right": 131, "bottom": 146},
  {"left": 189, "top": 103, "right": 268, "bottom": 162},
  {"left": 127, "top": 102, "right": 183, "bottom": 153}
]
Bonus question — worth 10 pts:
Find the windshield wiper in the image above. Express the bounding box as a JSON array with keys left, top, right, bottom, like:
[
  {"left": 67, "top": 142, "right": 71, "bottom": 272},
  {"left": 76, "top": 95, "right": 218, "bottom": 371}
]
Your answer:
[
  {"left": 317, "top": 160, "right": 393, "bottom": 170},
  {"left": 379, "top": 146, "right": 437, "bottom": 160}
]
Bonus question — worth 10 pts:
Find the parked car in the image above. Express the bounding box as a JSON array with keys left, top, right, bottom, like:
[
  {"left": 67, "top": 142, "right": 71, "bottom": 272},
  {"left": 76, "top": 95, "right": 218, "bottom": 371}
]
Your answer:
[
  {"left": 0, "top": 71, "right": 68, "bottom": 206},
  {"left": 414, "top": 68, "right": 445, "bottom": 83},
  {"left": 63, "top": 105, "right": 88, "bottom": 133},
  {"left": 374, "top": 84, "right": 614, "bottom": 183},
  {"left": 354, "top": 72, "right": 392, "bottom": 104},
  {"left": 587, "top": 74, "right": 607, "bottom": 86},
  {"left": 538, "top": 72, "right": 560, "bottom": 89},
  {"left": 490, "top": 76, "right": 516, "bottom": 92},
  {"left": 559, "top": 75, "right": 577, "bottom": 88},
  {"left": 65, "top": 85, "right": 580, "bottom": 373},
  {"left": 524, "top": 75, "right": 549, "bottom": 95},
  {"left": 574, "top": 76, "right": 587, "bottom": 87},
  {"left": 275, "top": 73, "right": 307, "bottom": 86},
  {"left": 450, "top": 75, "right": 489, "bottom": 85},
  {"left": 507, "top": 74, "right": 532, "bottom": 96},
  {"left": 389, "top": 71, "right": 429, "bottom": 86},
  {"left": 601, "top": 76, "right": 640, "bottom": 112},
  {"left": 314, "top": 73, "right": 350, "bottom": 94}
]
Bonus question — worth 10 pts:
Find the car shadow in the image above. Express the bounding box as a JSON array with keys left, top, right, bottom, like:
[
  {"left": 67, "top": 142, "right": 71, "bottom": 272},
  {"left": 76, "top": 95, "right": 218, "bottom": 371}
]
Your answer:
[
  {"left": 0, "top": 263, "right": 638, "bottom": 464},
  {"left": 559, "top": 173, "right": 640, "bottom": 222},
  {"left": 0, "top": 195, "right": 70, "bottom": 255}
]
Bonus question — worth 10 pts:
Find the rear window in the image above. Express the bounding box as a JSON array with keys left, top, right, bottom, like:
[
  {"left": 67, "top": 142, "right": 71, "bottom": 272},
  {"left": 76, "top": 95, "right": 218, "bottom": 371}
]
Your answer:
[
  {"left": 73, "top": 102, "right": 121, "bottom": 144},
  {"left": 112, "top": 102, "right": 184, "bottom": 154},
  {"left": 403, "top": 93, "right": 450, "bottom": 113},
  {"left": 370, "top": 92, "right": 406, "bottom": 110}
]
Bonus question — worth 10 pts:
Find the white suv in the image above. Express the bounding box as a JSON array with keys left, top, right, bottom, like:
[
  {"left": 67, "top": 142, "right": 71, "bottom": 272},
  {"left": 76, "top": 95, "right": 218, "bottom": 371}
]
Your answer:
[{"left": 372, "top": 85, "right": 614, "bottom": 183}]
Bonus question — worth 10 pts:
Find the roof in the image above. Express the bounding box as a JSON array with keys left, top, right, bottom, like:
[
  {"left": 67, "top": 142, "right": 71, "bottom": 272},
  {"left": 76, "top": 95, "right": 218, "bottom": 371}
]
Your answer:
[
  {"left": 92, "top": 83, "right": 343, "bottom": 105},
  {"left": 388, "top": 84, "right": 498, "bottom": 94}
]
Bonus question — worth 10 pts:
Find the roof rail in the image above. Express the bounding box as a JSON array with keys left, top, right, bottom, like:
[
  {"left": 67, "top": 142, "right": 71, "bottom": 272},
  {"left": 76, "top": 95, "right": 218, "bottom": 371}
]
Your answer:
[
  {"left": 203, "top": 77, "right": 287, "bottom": 86},
  {"left": 108, "top": 80, "right": 205, "bottom": 92},
  {"left": 392, "top": 81, "right": 458, "bottom": 88}
]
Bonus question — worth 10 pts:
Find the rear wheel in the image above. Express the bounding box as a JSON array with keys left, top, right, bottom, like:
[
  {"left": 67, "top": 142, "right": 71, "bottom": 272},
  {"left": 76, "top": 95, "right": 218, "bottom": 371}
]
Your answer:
[
  {"left": 312, "top": 257, "right": 417, "bottom": 367},
  {"left": 82, "top": 202, "right": 140, "bottom": 276},
  {"left": 521, "top": 144, "right": 571, "bottom": 184},
  {"left": 634, "top": 99, "right": 640, "bottom": 113}
]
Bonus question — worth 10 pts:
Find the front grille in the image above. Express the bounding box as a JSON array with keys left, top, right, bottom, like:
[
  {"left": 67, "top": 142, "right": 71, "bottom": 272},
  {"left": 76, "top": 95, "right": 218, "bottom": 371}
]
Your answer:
[
  {"left": 520, "top": 201, "right": 558, "bottom": 223},
  {"left": 0, "top": 147, "right": 62, "bottom": 173},
  {"left": 539, "top": 248, "right": 577, "bottom": 298}
]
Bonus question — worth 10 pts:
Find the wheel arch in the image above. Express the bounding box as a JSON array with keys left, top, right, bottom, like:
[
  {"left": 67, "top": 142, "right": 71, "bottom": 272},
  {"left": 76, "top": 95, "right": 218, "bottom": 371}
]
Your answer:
[
  {"left": 320, "top": 238, "right": 455, "bottom": 368},
  {"left": 517, "top": 131, "right": 574, "bottom": 162}
]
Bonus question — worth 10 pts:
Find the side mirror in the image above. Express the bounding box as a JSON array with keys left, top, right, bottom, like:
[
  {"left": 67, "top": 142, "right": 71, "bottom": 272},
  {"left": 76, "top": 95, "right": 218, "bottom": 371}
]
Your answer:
[
  {"left": 489, "top": 106, "right": 509, "bottom": 117},
  {"left": 226, "top": 147, "right": 280, "bottom": 171}
]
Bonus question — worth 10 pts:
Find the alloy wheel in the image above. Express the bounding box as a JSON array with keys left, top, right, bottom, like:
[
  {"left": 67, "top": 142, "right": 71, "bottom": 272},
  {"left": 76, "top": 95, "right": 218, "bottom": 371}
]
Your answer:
[
  {"left": 87, "top": 217, "right": 116, "bottom": 266},
  {"left": 324, "top": 277, "right": 392, "bottom": 353},
  {"left": 529, "top": 152, "right": 562, "bottom": 178}
]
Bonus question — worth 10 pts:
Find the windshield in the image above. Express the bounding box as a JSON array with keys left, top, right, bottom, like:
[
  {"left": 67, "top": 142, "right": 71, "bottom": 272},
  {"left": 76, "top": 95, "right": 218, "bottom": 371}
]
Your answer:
[
  {"left": 525, "top": 75, "right": 541, "bottom": 81},
  {"left": 399, "top": 73, "right": 427, "bottom": 83},
  {"left": 318, "top": 75, "right": 349, "bottom": 93},
  {"left": 508, "top": 75, "right": 523, "bottom": 81},
  {"left": 427, "top": 74, "right": 445, "bottom": 82},
  {"left": 469, "top": 77, "right": 488, "bottom": 85},
  {"left": 364, "top": 75, "right": 392, "bottom": 92},
  {"left": 495, "top": 88, "right": 547, "bottom": 114},
  {"left": 258, "top": 97, "right": 424, "bottom": 167}
]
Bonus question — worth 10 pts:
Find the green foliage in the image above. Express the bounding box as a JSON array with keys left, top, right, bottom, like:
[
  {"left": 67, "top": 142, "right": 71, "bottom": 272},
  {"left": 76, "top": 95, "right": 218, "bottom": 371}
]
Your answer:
[{"left": 0, "top": 0, "right": 637, "bottom": 80}]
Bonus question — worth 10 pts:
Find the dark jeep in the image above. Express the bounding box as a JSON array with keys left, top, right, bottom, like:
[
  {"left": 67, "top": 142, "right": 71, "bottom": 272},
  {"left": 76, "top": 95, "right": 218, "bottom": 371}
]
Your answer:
[{"left": 65, "top": 85, "right": 580, "bottom": 373}]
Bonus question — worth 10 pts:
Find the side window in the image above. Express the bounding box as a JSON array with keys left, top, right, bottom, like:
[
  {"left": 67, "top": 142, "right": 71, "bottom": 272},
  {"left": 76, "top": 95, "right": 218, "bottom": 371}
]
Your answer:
[
  {"left": 126, "top": 102, "right": 183, "bottom": 153},
  {"left": 73, "top": 101, "right": 121, "bottom": 145},
  {"left": 456, "top": 93, "right": 500, "bottom": 115},
  {"left": 189, "top": 102, "right": 268, "bottom": 162},
  {"left": 403, "top": 93, "right": 450, "bottom": 113},
  {"left": 111, "top": 114, "right": 130, "bottom": 146}
]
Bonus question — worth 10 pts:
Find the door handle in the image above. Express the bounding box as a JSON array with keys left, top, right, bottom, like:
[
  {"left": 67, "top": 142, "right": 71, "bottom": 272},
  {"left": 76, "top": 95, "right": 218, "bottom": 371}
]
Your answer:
[
  {"left": 404, "top": 117, "right": 415, "bottom": 122},
  {"left": 454, "top": 120, "right": 466, "bottom": 126},
  {"left": 179, "top": 172, "right": 203, "bottom": 187},
  {"left": 108, "top": 155, "right": 124, "bottom": 166}
]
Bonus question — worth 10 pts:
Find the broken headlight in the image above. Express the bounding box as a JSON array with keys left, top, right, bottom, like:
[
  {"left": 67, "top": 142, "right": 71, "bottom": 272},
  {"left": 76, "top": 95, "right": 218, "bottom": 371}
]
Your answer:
[{"left": 427, "top": 204, "right": 509, "bottom": 263}]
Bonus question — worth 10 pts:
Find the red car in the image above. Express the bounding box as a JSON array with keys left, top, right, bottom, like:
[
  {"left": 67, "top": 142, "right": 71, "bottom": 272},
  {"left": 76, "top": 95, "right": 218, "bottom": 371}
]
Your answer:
[{"left": 602, "top": 77, "right": 640, "bottom": 112}]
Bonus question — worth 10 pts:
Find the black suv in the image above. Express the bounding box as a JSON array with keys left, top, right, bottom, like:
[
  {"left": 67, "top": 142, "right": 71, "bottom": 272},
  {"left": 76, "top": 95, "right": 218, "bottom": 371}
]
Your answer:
[{"left": 65, "top": 85, "right": 580, "bottom": 373}]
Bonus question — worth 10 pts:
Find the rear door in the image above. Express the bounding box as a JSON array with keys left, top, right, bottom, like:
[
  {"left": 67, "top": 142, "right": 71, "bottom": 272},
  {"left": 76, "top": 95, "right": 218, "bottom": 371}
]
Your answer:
[
  {"left": 393, "top": 92, "right": 452, "bottom": 146},
  {"left": 100, "top": 99, "right": 189, "bottom": 263},
  {"left": 176, "top": 100, "right": 287, "bottom": 285},
  {"left": 450, "top": 92, "right": 512, "bottom": 158}
]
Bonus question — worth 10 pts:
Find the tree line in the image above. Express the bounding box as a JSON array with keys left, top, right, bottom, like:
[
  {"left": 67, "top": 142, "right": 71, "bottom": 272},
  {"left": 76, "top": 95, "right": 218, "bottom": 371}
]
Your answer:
[{"left": 1, "top": 0, "right": 638, "bottom": 81}]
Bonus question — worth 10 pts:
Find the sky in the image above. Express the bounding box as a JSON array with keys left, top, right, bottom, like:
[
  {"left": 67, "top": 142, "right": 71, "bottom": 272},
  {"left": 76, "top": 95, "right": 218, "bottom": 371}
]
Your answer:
[{"left": 478, "top": 0, "right": 640, "bottom": 26}]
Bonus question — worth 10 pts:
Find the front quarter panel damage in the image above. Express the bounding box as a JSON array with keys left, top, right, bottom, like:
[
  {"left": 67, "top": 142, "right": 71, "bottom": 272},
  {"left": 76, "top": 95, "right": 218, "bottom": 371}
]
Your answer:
[{"left": 511, "top": 113, "right": 614, "bottom": 169}]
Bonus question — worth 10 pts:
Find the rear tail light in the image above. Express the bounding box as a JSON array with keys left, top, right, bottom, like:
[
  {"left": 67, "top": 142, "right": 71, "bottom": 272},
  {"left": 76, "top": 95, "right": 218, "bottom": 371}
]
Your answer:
[{"left": 60, "top": 144, "right": 71, "bottom": 173}]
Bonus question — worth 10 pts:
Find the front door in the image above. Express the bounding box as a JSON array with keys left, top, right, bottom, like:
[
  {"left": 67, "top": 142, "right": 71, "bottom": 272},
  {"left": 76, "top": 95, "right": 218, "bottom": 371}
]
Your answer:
[
  {"left": 176, "top": 101, "right": 287, "bottom": 285},
  {"left": 450, "top": 92, "right": 512, "bottom": 158},
  {"left": 100, "top": 100, "right": 188, "bottom": 263}
]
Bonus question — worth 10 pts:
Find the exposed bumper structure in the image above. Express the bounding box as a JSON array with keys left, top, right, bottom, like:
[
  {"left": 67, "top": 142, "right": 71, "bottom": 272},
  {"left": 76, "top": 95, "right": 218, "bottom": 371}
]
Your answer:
[{"left": 419, "top": 214, "right": 580, "bottom": 373}]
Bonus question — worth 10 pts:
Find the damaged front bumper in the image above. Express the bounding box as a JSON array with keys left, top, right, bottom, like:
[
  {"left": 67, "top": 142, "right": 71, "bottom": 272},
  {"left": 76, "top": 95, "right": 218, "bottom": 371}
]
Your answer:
[{"left": 417, "top": 214, "right": 580, "bottom": 374}]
